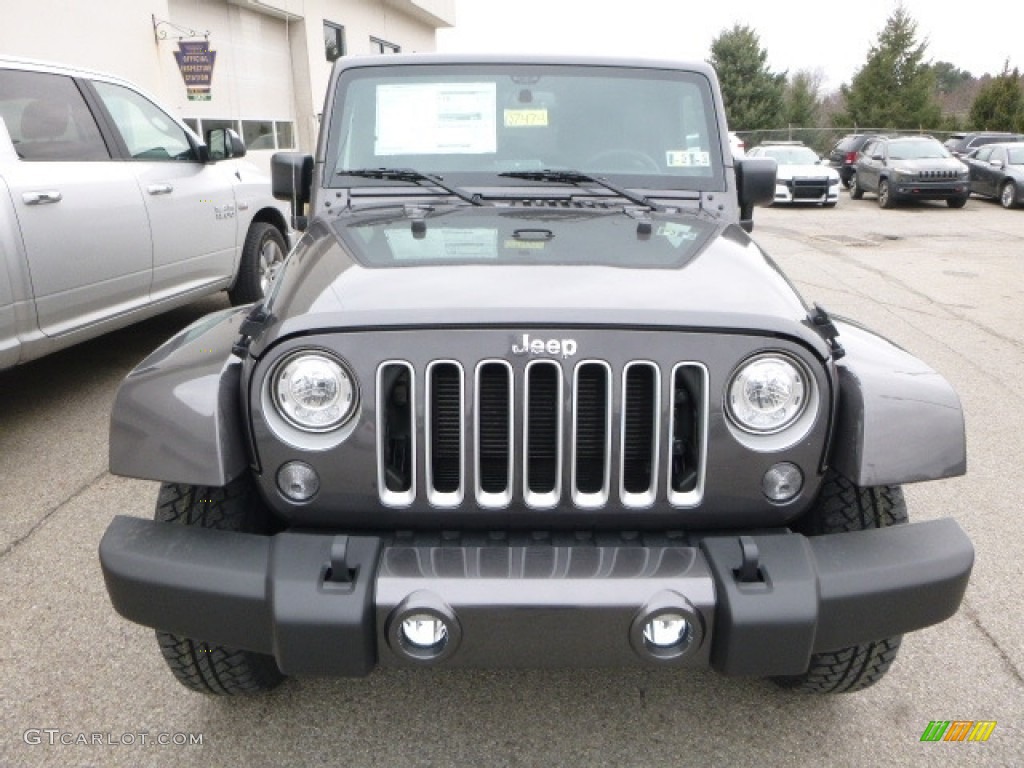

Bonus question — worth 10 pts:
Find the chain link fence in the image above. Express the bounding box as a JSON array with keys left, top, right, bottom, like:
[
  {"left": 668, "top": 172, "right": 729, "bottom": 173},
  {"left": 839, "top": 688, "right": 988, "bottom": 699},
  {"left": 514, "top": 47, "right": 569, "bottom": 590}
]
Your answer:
[{"left": 733, "top": 127, "right": 961, "bottom": 156}]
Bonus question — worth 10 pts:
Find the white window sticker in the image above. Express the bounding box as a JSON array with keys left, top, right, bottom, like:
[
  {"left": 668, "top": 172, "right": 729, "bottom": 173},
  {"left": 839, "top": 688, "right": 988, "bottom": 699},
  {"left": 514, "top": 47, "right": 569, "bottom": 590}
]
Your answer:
[
  {"left": 375, "top": 83, "right": 497, "bottom": 155},
  {"left": 666, "top": 149, "right": 711, "bottom": 168},
  {"left": 385, "top": 228, "right": 499, "bottom": 261}
]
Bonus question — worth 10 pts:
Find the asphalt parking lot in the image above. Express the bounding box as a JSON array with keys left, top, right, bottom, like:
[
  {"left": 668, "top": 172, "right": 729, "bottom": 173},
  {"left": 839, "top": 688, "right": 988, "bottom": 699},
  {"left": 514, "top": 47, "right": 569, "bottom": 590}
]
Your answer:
[{"left": 1, "top": 192, "right": 1022, "bottom": 767}]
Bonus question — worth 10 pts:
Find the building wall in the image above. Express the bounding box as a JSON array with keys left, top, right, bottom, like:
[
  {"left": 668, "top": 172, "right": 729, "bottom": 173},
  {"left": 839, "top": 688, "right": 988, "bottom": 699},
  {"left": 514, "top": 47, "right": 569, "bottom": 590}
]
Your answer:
[{"left": 0, "top": 0, "right": 454, "bottom": 162}]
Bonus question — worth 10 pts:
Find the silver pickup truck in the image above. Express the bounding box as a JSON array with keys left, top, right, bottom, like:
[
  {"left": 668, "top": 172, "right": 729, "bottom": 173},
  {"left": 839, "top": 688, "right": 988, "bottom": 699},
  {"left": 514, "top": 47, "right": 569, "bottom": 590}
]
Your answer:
[{"left": 0, "top": 56, "right": 290, "bottom": 370}]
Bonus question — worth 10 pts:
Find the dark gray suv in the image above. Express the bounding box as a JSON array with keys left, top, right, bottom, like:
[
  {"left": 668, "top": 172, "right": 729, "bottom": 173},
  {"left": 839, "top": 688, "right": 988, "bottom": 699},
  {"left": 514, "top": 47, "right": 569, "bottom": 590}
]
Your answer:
[
  {"left": 852, "top": 135, "right": 970, "bottom": 208},
  {"left": 99, "top": 54, "right": 972, "bottom": 698}
]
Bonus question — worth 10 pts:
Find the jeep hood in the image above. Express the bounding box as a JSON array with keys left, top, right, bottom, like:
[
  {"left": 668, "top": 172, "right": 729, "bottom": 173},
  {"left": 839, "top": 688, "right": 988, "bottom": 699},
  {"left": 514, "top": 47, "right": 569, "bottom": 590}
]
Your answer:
[{"left": 254, "top": 206, "right": 825, "bottom": 355}]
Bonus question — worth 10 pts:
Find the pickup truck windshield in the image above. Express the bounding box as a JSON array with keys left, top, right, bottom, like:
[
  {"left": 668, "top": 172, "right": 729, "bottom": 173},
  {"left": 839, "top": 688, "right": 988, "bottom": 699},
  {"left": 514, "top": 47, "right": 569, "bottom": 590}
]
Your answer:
[{"left": 325, "top": 63, "right": 724, "bottom": 191}]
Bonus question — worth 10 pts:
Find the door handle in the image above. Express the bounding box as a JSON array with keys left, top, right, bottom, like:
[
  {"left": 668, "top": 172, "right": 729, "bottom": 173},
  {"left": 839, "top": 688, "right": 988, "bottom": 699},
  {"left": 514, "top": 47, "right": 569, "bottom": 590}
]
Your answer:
[
  {"left": 147, "top": 183, "right": 174, "bottom": 195},
  {"left": 22, "top": 191, "right": 63, "bottom": 205}
]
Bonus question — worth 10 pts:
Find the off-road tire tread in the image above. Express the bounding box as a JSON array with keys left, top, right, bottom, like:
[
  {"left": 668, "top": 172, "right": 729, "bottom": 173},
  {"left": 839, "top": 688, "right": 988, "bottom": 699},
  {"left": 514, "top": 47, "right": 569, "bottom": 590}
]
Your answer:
[
  {"left": 153, "top": 478, "right": 284, "bottom": 695},
  {"left": 774, "top": 470, "right": 907, "bottom": 694}
]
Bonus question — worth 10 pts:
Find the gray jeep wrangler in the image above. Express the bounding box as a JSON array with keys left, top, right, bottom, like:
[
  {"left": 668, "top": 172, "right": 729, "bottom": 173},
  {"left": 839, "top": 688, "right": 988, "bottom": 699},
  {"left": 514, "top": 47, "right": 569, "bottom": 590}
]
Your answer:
[{"left": 99, "top": 54, "right": 973, "bottom": 696}]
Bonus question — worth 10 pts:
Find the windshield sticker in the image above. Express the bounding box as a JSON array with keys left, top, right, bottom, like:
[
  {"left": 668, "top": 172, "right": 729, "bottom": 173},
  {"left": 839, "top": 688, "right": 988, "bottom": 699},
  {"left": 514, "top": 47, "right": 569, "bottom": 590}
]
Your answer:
[
  {"left": 666, "top": 149, "right": 711, "bottom": 168},
  {"left": 503, "top": 109, "right": 549, "bottom": 127},
  {"left": 656, "top": 222, "right": 699, "bottom": 248},
  {"left": 376, "top": 83, "right": 497, "bottom": 155},
  {"left": 504, "top": 239, "right": 546, "bottom": 250},
  {"left": 385, "top": 228, "right": 498, "bottom": 261}
]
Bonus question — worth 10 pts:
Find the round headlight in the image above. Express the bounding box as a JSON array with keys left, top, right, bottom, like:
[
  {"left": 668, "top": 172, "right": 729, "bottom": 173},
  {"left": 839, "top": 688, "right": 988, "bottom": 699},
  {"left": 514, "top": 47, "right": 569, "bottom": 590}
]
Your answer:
[
  {"left": 727, "top": 354, "right": 808, "bottom": 434},
  {"left": 273, "top": 352, "right": 356, "bottom": 432}
]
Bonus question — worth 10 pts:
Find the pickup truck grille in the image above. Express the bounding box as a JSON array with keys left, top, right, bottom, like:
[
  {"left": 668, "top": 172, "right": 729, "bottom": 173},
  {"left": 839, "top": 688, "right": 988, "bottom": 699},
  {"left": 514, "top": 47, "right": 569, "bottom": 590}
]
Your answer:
[{"left": 376, "top": 359, "right": 706, "bottom": 511}]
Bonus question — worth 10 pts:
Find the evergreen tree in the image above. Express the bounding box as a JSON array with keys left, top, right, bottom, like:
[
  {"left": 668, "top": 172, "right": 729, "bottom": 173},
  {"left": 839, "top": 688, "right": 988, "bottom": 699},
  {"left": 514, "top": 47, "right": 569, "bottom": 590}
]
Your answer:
[
  {"left": 708, "top": 24, "right": 786, "bottom": 131},
  {"left": 785, "top": 70, "right": 822, "bottom": 128},
  {"left": 839, "top": 4, "right": 941, "bottom": 130},
  {"left": 968, "top": 63, "right": 1024, "bottom": 131}
]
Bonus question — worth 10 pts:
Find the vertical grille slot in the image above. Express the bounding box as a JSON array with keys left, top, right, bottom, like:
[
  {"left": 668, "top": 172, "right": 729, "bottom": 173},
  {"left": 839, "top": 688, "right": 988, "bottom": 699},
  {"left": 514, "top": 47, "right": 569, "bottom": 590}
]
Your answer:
[
  {"left": 426, "top": 361, "right": 463, "bottom": 506},
  {"left": 620, "top": 362, "right": 660, "bottom": 507},
  {"left": 476, "top": 361, "right": 513, "bottom": 507},
  {"left": 572, "top": 362, "right": 611, "bottom": 507},
  {"left": 524, "top": 361, "right": 562, "bottom": 507},
  {"left": 669, "top": 363, "right": 707, "bottom": 506},
  {"left": 377, "top": 362, "right": 415, "bottom": 506}
]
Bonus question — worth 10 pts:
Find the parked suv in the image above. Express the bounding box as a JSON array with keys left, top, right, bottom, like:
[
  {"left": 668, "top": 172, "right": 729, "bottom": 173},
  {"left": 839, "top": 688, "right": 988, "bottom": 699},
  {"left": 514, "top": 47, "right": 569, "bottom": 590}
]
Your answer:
[
  {"left": 943, "top": 131, "right": 1024, "bottom": 158},
  {"left": 826, "top": 133, "right": 879, "bottom": 189},
  {"left": 851, "top": 135, "right": 970, "bottom": 208},
  {"left": 0, "top": 57, "right": 290, "bottom": 370},
  {"left": 99, "top": 54, "right": 972, "bottom": 697}
]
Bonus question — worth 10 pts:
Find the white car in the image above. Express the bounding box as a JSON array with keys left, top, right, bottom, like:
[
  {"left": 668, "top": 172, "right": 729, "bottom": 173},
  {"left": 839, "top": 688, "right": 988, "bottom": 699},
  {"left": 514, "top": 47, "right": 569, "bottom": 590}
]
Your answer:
[
  {"left": 746, "top": 142, "right": 840, "bottom": 206},
  {"left": 729, "top": 131, "right": 746, "bottom": 158},
  {"left": 0, "top": 56, "right": 292, "bottom": 370}
]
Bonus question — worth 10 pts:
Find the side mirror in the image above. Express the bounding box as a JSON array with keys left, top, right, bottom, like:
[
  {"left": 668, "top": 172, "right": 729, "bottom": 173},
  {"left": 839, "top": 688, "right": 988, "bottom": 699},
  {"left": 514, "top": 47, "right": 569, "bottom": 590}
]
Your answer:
[
  {"left": 872, "top": 153, "right": 884, "bottom": 161},
  {"left": 990, "top": 159, "right": 1004, "bottom": 168},
  {"left": 735, "top": 156, "right": 777, "bottom": 232},
  {"left": 206, "top": 128, "right": 247, "bottom": 161},
  {"left": 272, "top": 152, "right": 314, "bottom": 231}
]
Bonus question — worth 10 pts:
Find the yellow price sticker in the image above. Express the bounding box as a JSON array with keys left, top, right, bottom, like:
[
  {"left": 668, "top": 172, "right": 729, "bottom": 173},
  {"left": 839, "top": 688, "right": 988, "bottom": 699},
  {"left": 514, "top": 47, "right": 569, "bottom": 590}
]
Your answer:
[{"left": 504, "top": 109, "right": 549, "bottom": 127}]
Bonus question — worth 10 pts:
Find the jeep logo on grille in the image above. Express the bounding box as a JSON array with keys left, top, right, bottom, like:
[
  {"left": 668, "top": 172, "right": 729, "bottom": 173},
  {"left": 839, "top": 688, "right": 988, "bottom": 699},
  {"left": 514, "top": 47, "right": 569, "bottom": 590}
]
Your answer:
[{"left": 511, "top": 333, "right": 578, "bottom": 359}]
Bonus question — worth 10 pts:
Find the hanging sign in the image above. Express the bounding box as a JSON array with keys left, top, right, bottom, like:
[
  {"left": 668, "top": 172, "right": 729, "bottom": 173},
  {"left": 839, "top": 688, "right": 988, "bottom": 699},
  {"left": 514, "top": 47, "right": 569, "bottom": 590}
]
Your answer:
[{"left": 174, "top": 41, "right": 216, "bottom": 101}]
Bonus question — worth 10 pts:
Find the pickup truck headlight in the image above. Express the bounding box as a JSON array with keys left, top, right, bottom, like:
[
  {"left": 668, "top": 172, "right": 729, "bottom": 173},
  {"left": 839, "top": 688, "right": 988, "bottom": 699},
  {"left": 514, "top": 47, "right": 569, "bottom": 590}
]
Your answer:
[
  {"left": 272, "top": 352, "right": 357, "bottom": 431},
  {"left": 726, "top": 354, "right": 809, "bottom": 434}
]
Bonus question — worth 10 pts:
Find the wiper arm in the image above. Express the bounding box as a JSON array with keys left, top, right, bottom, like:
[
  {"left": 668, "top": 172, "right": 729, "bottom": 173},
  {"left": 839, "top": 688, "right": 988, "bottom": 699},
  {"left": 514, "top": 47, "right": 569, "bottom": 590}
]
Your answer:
[
  {"left": 499, "top": 169, "right": 662, "bottom": 211},
  {"left": 337, "top": 168, "right": 486, "bottom": 206}
]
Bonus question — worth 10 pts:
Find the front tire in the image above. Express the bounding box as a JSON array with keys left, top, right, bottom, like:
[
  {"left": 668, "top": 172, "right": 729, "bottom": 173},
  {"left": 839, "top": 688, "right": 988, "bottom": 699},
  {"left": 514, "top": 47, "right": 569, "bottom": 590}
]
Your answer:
[
  {"left": 877, "top": 179, "right": 894, "bottom": 209},
  {"left": 849, "top": 171, "right": 863, "bottom": 200},
  {"left": 229, "top": 222, "right": 287, "bottom": 306},
  {"left": 153, "top": 480, "right": 285, "bottom": 695},
  {"left": 772, "top": 470, "right": 907, "bottom": 694},
  {"left": 947, "top": 196, "right": 968, "bottom": 209},
  {"left": 1000, "top": 181, "right": 1018, "bottom": 209}
]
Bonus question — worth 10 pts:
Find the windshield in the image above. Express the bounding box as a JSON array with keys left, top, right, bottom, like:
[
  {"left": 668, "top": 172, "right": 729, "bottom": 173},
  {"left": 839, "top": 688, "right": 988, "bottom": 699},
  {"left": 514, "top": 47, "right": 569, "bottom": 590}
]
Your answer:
[
  {"left": 325, "top": 63, "right": 724, "bottom": 191},
  {"left": 889, "top": 139, "right": 951, "bottom": 160},
  {"left": 761, "top": 146, "right": 819, "bottom": 164}
]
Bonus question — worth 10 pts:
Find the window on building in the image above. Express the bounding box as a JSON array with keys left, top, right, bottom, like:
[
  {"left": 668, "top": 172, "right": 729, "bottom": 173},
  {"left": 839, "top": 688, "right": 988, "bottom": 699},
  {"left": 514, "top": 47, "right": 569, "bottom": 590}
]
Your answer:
[
  {"left": 199, "top": 118, "right": 239, "bottom": 144},
  {"left": 275, "top": 121, "right": 295, "bottom": 149},
  {"left": 324, "top": 22, "right": 345, "bottom": 62},
  {"left": 370, "top": 37, "right": 401, "bottom": 54},
  {"left": 0, "top": 70, "right": 110, "bottom": 161},
  {"left": 242, "top": 119, "right": 274, "bottom": 150}
]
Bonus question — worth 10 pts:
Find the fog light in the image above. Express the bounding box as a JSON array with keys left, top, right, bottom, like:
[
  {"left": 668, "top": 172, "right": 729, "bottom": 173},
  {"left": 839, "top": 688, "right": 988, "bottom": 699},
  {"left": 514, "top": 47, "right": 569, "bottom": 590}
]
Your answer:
[
  {"left": 400, "top": 614, "right": 448, "bottom": 650},
  {"left": 762, "top": 462, "right": 803, "bottom": 502},
  {"left": 643, "top": 614, "right": 690, "bottom": 649},
  {"left": 277, "top": 461, "right": 320, "bottom": 502}
]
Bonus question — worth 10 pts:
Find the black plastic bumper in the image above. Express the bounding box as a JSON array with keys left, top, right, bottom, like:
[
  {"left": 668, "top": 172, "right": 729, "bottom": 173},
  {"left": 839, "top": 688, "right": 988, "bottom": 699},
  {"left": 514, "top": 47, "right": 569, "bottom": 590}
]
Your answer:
[{"left": 99, "top": 516, "right": 973, "bottom": 677}]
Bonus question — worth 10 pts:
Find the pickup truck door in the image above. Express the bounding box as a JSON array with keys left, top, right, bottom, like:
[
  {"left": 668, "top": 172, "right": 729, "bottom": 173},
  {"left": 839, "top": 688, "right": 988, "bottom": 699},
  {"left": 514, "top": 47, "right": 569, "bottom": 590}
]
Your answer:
[
  {"left": 0, "top": 69, "right": 153, "bottom": 339},
  {"left": 88, "top": 80, "right": 237, "bottom": 304}
]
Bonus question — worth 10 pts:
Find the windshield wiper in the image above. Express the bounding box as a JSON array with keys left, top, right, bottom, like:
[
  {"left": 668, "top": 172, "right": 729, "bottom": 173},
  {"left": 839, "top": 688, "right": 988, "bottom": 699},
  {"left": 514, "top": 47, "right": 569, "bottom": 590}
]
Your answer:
[
  {"left": 498, "top": 169, "right": 662, "bottom": 211},
  {"left": 337, "top": 168, "right": 486, "bottom": 206}
]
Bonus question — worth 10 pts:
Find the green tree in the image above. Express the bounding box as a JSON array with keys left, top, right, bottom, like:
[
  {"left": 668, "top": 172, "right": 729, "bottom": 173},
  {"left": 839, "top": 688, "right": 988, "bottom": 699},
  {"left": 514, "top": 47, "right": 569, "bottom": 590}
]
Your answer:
[
  {"left": 839, "top": 4, "right": 941, "bottom": 129},
  {"left": 931, "top": 61, "right": 973, "bottom": 94},
  {"left": 785, "top": 70, "right": 823, "bottom": 128},
  {"left": 968, "top": 63, "right": 1024, "bottom": 131},
  {"left": 708, "top": 24, "right": 786, "bottom": 131}
]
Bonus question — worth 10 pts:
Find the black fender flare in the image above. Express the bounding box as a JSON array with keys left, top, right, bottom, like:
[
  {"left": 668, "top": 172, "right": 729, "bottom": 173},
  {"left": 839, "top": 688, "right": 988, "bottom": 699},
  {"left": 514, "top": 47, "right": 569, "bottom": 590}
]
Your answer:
[
  {"left": 109, "top": 306, "right": 250, "bottom": 486},
  {"left": 829, "top": 318, "right": 966, "bottom": 487}
]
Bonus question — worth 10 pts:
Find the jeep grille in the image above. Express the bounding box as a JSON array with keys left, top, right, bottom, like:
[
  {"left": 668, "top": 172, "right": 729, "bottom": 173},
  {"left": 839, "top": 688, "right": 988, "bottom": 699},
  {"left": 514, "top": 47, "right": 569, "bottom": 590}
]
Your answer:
[{"left": 376, "top": 360, "right": 706, "bottom": 511}]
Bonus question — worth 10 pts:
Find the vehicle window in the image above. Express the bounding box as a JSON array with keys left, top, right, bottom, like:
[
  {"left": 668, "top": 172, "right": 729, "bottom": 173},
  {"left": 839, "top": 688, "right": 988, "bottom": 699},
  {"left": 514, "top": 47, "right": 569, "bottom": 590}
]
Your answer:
[
  {"left": 762, "top": 146, "right": 818, "bottom": 164},
  {"left": 989, "top": 147, "right": 1006, "bottom": 165},
  {"left": 974, "top": 146, "right": 994, "bottom": 162},
  {"left": 862, "top": 141, "right": 877, "bottom": 157},
  {"left": 1008, "top": 147, "right": 1024, "bottom": 165},
  {"left": 327, "top": 64, "right": 724, "bottom": 190},
  {"left": 0, "top": 69, "right": 109, "bottom": 161},
  {"left": 92, "top": 81, "right": 193, "bottom": 161},
  {"left": 887, "top": 139, "right": 949, "bottom": 161}
]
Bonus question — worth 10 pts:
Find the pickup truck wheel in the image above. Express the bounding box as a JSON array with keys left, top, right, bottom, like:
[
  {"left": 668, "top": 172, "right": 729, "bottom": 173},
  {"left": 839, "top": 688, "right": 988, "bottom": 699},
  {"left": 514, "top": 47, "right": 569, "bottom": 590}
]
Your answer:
[
  {"left": 849, "top": 171, "right": 863, "bottom": 199},
  {"left": 772, "top": 470, "right": 907, "bottom": 694},
  {"left": 153, "top": 480, "right": 285, "bottom": 695},
  {"left": 229, "top": 222, "right": 287, "bottom": 306}
]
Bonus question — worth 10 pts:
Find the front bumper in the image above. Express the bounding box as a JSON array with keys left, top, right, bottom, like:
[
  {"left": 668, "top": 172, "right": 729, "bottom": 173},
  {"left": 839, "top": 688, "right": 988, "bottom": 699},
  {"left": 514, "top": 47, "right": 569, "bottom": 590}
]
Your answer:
[
  {"left": 773, "top": 179, "right": 840, "bottom": 205},
  {"left": 99, "top": 516, "right": 972, "bottom": 677},
  {"left": 890, "top": 179, "right": 969, "bottom": 201}
]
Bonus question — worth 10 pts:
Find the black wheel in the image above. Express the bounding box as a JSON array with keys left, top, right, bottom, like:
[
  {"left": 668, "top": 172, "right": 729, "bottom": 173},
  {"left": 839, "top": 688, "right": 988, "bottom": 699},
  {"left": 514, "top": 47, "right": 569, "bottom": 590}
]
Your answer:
[
  {"left": 849, "top": 171, "right": 863, "bottom": 200},
  {"left": 153, "top": 479, "right": 285, "bottom": 695},
  {"left": 877, "top": 179, "right": 894, "bottom": 209},
  {"left": 1000, "top": 181, "right": 1018, "bottom": 209},
  {"left": 841, "top": 173, "right": 853, "bottom": 190},
  {"left": 772, "top": 470, "right": 907, "bottom": 694},
  {"left": 228, "top": 222, "right": 287, "bottom": 306},
  {"left": 823, "top": 201, "right": 837, "bottom": 208},
  {"left": 947, "top": 196, "right": 968, "bottom": 209}
]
